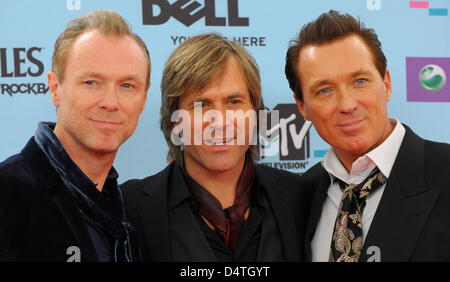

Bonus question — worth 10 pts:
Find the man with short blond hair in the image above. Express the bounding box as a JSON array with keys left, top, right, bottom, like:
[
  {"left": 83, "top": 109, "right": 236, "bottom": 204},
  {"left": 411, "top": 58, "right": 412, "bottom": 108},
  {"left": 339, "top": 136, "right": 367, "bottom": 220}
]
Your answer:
[{"left": 0, "top": 10, "right": 150, "bottom": 262}]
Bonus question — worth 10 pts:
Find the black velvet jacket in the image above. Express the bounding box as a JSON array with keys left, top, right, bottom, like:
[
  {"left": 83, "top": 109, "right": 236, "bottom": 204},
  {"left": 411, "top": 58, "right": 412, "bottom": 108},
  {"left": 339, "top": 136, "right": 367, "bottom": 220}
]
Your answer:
[{"left": 0, "top": 122, "right": 137, "bottom": 262}]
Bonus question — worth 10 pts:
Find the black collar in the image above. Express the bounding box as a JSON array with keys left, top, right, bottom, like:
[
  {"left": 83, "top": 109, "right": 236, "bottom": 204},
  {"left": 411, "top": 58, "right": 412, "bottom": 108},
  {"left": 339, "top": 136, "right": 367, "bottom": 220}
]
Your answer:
[{"left": 34, "top": 122, "right": 119, "bottom": 195}]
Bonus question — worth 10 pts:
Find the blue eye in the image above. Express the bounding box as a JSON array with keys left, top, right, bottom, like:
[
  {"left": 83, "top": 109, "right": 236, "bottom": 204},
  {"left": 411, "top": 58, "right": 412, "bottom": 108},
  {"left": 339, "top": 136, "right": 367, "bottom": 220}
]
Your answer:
[
  {"left": 85, "top": 80, "right": 96, "bottom": 86},
  {"left": 355, "top": 78, "right": 368, "bottom": 85},
  {"left": 122, "top": 83, "right": 134, "bottom": 89},
  {"left": 194, "top": 102, "right": 208, "bottom": 108},
  {"left": 229, "top": 99, "right": 241, "bottom": 105},
  {"left": 318, "top": 88, "right": 332, "bottom": 95}
]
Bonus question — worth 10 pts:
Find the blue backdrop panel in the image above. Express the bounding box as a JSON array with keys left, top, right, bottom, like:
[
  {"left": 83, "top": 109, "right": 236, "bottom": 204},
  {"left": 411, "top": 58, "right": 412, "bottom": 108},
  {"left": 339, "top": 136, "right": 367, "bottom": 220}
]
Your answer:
[{"left": 1, "top": 0, "right": 449, "bottom": 183}]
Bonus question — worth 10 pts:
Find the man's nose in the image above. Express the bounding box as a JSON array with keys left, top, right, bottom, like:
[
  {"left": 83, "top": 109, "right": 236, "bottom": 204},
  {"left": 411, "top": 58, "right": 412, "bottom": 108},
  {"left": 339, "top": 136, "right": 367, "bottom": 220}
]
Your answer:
[
  {"left": 210, "top": 107, "right": 233, "bottom": 129},
  {"left": 98, "top": 85, "right": 119, "bottom": 111},
  {"left": 336, "top": 88, "right": 358, "bottom": 114}
]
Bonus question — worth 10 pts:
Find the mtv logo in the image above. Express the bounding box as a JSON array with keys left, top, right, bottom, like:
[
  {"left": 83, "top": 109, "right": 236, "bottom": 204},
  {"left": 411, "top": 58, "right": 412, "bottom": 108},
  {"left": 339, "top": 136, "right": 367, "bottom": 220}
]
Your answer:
[
  {"left": 259, "top": 104, "right": 312, "bottom": 161},
  {"left": 406, "top": 57, "right": 450, "bottom": 102}
]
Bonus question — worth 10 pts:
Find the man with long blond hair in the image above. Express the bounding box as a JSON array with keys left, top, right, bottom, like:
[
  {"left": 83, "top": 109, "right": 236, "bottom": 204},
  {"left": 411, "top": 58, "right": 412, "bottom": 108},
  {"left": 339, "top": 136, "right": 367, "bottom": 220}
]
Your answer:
[{"left": 122, "top": 34, "right": 312, "bottom": 262}]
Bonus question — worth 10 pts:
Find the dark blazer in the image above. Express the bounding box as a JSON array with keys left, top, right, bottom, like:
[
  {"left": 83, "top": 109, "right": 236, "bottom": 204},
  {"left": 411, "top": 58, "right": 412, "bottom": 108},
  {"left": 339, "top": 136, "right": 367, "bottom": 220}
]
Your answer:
[
  {"left": 0, "top": 138, "right": 98, "bottom": 261},
  {"left": 304, "top": 125, "right": 450, "bottom": 262},
  {"left": 121, "top": 162, "right": 312, "bottom": 262}
]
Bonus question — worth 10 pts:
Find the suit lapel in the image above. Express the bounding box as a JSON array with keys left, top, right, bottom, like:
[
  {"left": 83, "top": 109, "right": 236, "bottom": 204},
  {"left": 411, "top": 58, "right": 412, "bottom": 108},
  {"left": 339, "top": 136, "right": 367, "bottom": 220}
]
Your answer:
[
  {"left": 169, "top": 201, "right": 217, "bottom": 262},
  {"left": 264, "top": 186, "right": 299, "bottom": 261},
  {"left": 167, "top": 165, "right": 216, "bottom": 261},
  {"left": 360, "top": 173, "right": 439, "bottom": 261},
  {"left": 137, "top": 163, "right": 217, "bottom": 262},
  {"left": 22, "top": 138, "right": 97, "bottom": 261},
  {"left": 360, "top": 126, "right": 440, "bottom": 262},
  {"left": 255, "top": 166, "right": 300, "bottom": 261},
  {"left": 138, "top": 166, "right": 172, "bottom": 261},
  {"left": 304, "top": 167, "right": 329, "bottom": 262}
]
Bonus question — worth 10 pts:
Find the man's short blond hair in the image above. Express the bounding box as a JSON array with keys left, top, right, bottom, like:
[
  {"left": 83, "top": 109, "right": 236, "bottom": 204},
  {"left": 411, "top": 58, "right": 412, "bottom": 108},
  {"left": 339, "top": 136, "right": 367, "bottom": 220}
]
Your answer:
[
  {"left": 160, "top": 33, "right": 264, "bottom": 165},
  {"left": 51, "top": 10, "right": 151, "bottom": 87}
]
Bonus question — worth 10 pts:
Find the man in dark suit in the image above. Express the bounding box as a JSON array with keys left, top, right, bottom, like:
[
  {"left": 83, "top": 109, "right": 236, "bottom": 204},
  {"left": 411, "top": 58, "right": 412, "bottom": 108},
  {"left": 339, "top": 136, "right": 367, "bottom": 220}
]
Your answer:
[
  {"left": 0, "top": 10, "right": 150, "bottom": 261},
  {"left": 122, "top": 34, "right": 312, "bottom": 262},
  {"left": 285, "top": 10, "right": 450, "bottom": 262}
]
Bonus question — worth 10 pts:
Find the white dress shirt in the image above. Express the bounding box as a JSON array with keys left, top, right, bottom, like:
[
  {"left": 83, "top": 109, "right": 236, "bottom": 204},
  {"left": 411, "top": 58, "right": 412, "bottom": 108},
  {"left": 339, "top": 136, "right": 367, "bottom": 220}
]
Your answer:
[{"left": 311, "top": 119, "right": 406, "bottom": 262}]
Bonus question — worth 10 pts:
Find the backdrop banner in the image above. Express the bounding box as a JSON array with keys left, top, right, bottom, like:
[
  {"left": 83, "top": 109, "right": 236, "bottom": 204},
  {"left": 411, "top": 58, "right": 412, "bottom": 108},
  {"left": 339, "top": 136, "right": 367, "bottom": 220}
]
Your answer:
[{"left": 1, "top": 0, "right": 449, "bottom": 182}]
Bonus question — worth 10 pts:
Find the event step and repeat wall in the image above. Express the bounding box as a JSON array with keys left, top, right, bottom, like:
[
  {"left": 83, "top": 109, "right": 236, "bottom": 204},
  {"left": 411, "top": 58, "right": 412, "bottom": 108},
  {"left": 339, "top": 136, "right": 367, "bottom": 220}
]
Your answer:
[{"left": 1, "top": 0, "right": 449, "bottom": 183}]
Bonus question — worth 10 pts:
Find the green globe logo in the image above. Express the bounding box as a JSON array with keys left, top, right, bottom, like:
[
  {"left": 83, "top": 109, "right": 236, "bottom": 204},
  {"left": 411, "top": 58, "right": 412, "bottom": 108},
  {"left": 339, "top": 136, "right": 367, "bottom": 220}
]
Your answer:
[{"left": 419, "top": 64, "right": 446, "bottom": 92}]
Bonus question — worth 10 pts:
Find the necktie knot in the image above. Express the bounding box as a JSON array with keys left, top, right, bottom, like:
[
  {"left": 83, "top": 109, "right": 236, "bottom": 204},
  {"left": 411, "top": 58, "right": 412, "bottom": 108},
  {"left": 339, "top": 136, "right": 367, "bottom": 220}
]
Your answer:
[
  {"left": 329, "top": 167, "right": 387, "bottom": 262},
  {"left": 335, "top": 168, "right": 387, "bottom": 201}
]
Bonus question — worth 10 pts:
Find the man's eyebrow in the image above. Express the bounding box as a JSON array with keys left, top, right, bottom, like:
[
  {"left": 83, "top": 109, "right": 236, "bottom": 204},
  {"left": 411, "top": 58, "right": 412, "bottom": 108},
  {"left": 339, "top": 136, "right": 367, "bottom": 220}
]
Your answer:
[
  {"left": 128, "top": 74, "right": 143, "bottom": 80},
  {"left": 350, "top": 69, "right": 374, "bottom": 78},
  {"left": 192, "top": 97, "right": 210, "bottom": 102},
  {"left": 188, "top": 97, "right": 212, "bottom": 106},
  {"left": 309, "top": 79, "right": 333, "bottom": 92},
  {"left": 77, "top": 72, "right": 144, "bottom": 83},
  {"left": 78, "top": 71, "right": 105, "bottom": 78},
  {"left": 227, "top": 92, "right": 245, "bottom": 99},
  {"left": 188, "top": 92, "right": 246, "bottom": 104},
  {"left": 120, "top": 74, "right": 145, "bottom": 83}
]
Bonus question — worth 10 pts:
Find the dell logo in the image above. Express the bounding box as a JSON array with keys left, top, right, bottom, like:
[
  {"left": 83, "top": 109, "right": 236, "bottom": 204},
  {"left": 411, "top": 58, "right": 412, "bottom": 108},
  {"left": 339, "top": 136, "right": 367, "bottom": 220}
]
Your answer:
[{"left": 142, "top": 0, "right": 249, "bottom": 27}]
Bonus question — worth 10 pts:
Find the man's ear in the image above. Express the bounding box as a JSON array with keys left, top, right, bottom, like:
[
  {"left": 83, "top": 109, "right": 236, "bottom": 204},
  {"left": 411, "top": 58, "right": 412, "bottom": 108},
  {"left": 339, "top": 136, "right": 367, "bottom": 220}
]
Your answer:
[
  {"left": 383, "top": 69, "right": 392, "bottom": 102},
  {"left": 48, "top": 72, "right": 61, "bottom": 107},
  {"left": 294, "top": 93, "right": 309, "bottom": 120}
]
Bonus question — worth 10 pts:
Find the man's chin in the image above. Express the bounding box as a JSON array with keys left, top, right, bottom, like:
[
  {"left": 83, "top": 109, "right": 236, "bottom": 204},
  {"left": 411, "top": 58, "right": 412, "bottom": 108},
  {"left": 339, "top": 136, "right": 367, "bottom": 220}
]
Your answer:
[
  {"left": 86, "top": 142, "right": 120, "bottom": 155},
  {"left": 204, "top": 156, "right": 246, "bottom": 173},
  {"left": 340, "top": 143, "right": 372, "bottom": 158}
]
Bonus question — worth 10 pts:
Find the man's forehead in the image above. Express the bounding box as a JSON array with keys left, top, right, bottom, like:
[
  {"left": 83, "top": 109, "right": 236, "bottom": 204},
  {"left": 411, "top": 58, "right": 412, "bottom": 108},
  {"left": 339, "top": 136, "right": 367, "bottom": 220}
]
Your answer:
[
  {"left": 298, "top": 36, "right": 377, "bottom": 79},
  {"left": 299, "top": 35, "right": 371, "bottom": 60},
  {"left": 65, "top": 31, "right": 147, "bottom": 66},
  {"left": 70, "top": 30, "right": 108, "bottom": 54},
  {"left": 71, "top": 31, "right": 132, "bottom": 52}
]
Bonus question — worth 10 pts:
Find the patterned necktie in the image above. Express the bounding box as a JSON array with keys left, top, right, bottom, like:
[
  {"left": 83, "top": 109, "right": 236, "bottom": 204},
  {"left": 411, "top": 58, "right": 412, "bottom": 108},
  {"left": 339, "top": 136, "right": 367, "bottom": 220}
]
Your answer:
[{"left": 329, "top": 167, "right": 387, "bottom": 262}]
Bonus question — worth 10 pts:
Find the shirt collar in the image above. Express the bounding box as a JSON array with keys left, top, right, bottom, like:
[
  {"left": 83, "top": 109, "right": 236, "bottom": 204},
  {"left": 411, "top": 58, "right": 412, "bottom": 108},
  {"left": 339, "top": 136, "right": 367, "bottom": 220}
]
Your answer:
[
  {"left": 321, "top": 118, "right": 405, "bottom": 184},
  {"left": 34, "top": 121, "right": 119, "bottom": 191}
]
